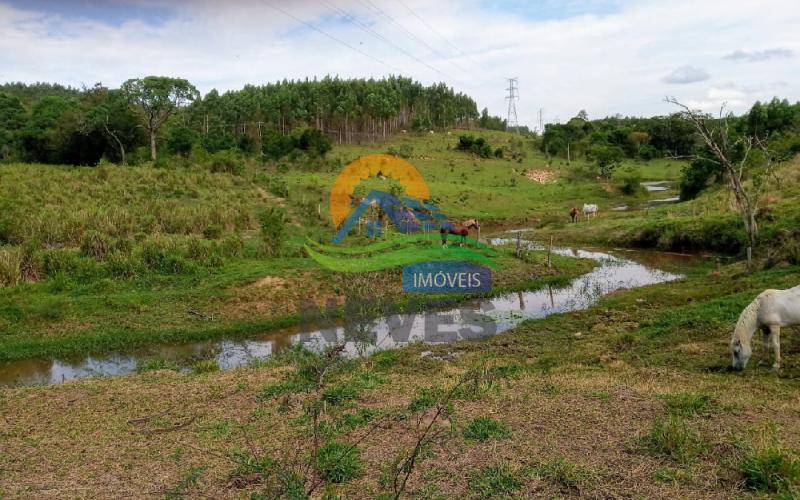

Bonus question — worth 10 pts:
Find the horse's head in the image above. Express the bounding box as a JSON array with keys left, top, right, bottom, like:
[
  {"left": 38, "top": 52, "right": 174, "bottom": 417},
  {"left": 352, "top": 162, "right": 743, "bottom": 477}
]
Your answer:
[
  {"left": 730, "top": 335, "right": 752, "bottom": 370},
  {"left": 464, "top": 219, "right": 480, "bottom": 230}
]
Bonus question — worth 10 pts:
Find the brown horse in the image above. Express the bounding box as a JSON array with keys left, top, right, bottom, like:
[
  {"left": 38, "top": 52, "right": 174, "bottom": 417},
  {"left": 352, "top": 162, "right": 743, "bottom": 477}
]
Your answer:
[
  {"left": 569, "top": 207, "right": 579, "bottom": 223},
  {"left": 441, "top": 219, "right": 480, "bottom": 246}
]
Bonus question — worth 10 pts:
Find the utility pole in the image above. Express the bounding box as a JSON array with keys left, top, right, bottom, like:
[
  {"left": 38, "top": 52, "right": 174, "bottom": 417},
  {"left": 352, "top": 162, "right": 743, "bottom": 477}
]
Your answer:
[
  {"left": 505, "top": 77, "right": 519, "bottom": 133},
  {"left": 538, "top": 108, "right": 543, "bottom": 134}
]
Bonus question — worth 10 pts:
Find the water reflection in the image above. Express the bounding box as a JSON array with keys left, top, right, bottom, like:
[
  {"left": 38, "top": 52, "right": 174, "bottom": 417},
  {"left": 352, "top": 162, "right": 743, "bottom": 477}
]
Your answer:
[{"left": 0, "top": 239, "right": 693, "bottom": 387}]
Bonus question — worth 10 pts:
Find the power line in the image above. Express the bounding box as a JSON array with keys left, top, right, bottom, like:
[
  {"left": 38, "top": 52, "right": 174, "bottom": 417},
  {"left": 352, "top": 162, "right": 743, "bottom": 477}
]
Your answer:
[
  {"left": 393, "top": 0, "right": 485, "bottom": 70},
  {"left": 506, "top": 77, "right": 519, "bottom": 133},
  {"left": 260, "top": 0, "right": 402, "bottom": 74},
  {"left": 319, "top": 0, "right": 459, "bottom": 83},
  {"left": 356, "top": 0, "right": 469, "bottom": 75}
]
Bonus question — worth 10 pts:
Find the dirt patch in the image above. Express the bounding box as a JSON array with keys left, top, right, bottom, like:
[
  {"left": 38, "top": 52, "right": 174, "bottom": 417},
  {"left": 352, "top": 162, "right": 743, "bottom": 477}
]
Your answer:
[
  {"left": 249, "top": 276, "right": 289, "bottom": 289},
  {"left": 524, "top": 169, "right": 557, "bottom": 184}
]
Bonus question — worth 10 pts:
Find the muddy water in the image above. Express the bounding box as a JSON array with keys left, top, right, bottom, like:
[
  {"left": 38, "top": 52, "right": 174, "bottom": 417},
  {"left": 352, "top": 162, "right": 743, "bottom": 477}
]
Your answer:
[{"left": 0, "top": 237, "right": 701, "bottom": 387}]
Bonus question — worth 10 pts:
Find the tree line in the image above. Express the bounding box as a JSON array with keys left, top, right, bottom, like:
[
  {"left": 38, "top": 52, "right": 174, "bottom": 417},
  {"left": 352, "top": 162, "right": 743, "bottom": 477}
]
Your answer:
[
  {"left": 0, "top": 76, "right": 480, "bottom": 165},
  {"left": 539, "top": 99, "right": 800, "bottom": 197}
]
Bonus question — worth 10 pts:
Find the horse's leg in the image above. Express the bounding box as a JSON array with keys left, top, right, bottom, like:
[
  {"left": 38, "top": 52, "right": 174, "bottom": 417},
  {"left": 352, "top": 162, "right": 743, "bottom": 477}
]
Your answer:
[{"left": 769, "top": 325, "right": 781, "bottom": 370}]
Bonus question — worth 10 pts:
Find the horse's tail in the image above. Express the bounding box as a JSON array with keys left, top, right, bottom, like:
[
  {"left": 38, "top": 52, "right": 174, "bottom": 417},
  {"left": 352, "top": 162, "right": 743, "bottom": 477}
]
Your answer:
[{"left": 733, "top": 296, "right": 761, "bottom": 345}]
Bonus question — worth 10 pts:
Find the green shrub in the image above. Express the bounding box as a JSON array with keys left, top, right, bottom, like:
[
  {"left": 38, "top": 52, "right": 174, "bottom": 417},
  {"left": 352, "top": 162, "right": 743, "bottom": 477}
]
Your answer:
[
  {"left": 220, "top": 234, "right": 244, "bottom": 258},
  {"left": 615, "top": 165, "right": 644, "bottom": 195},
  {"left": 742, "top": 447, "right": 800, "bottom": 493},
  {"left": 41, "top": 249, "right": 80, "bottom": 277},
  {"left": 258, "top": 206, "right": 288, "bottom": 257},
  {"left": 292, "top": 127, "right": 331, "bottom": 157},
  {"left": 468, "top": 464, "right": 522, "bottom": 498},
  {"left": 387, "top": 144, "right": 414, "bottom": 158},
  {"left": 316, "top": 442, "right": 362, "bottom": 483},
  {"left": 208, "top": 149, "right": 244, "bottom": 176},
  {"left": 202, "top": 224, "right": 223, "bottom": 240},
  {"left": 463, "top": 416, "right": 510, "bottom": 442},
  {"left": 456, "top": 135, "right": 494, "bottom": 158}
]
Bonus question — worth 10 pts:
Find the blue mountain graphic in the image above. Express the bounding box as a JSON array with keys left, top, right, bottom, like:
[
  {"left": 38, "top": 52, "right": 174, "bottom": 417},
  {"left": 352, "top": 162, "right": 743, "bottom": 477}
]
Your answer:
[{"left": 332, "top": 189, "right": 447, "bottom": 244}]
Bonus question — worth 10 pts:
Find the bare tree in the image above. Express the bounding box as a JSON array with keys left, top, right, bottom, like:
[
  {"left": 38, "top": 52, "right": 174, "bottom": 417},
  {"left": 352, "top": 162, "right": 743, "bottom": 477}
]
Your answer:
[{"left": 665, "top": 97, "right": 777, "bottom": 266}]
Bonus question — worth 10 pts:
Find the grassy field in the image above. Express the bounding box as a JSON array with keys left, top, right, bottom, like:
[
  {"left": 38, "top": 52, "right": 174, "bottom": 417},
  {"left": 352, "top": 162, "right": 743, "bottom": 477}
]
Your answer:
[
  {"left": 2, "top": 129, "right": 800, "bottom": 498},
  {"left": 0, "top": 129, "right": 677, "bottom": 360},
  {"left": 1, "top": 258, "right": 798, "bottom": 498}
]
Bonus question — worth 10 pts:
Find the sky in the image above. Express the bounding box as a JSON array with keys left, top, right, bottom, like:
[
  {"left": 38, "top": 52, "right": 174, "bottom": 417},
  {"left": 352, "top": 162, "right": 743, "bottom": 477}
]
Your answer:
[{"left": 0, "top": 0, "right": 798, "bottom": 129}]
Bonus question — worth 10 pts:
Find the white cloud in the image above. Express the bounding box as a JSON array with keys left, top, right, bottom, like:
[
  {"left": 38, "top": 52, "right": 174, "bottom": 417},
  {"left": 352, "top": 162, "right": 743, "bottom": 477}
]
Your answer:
[
  {"left": 1, "top": 0, "right": 799, "bottom": 127},
  {"left": 662, "top": 66, "right": 710, "bottom": 84},
  {"left": 723, "top": 48, "right": 793, "bottom": 62}
]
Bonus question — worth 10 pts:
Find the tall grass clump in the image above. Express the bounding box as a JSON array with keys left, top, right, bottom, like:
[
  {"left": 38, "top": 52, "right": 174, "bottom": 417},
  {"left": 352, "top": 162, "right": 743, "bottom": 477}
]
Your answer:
[
  {"left": 641, "top": 415, "right": 703, "bottom": 463},
  {"left": 0, "top": 248, "right": 21, "bottom": 287}
]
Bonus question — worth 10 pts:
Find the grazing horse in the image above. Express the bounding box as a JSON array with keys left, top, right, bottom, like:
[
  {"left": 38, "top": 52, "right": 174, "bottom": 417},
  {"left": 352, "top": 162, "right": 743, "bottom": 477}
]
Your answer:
[
  {"left": 582, "top": 203, "right": 598, "bottom": 220},
  {"left": 731, "top": 285, "right": 800, "bottom": 370},
  {"left": 569, "top": 207, "right": 579, "bottom": 223},
  {"left": 441, "top": 219, "right": 480, "bottom": 246}
]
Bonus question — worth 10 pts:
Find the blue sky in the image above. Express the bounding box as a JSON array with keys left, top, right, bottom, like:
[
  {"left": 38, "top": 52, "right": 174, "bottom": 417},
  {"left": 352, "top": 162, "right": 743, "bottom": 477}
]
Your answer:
[
  {"left": 5, "top": 0, "right": 174, "bottom": 26},
  {"left": 0, "top": 0, "right": 798, "bottom": 127}
]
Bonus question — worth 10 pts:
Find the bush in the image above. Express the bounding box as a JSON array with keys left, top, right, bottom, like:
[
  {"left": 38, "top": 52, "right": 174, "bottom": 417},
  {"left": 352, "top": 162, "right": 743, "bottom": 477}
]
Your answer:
[
  {"left": 202, "top": 224, "right": 223, "bottom": 240},
  {"left": 387, "top": 144, "right": 414, "bottom": 158},
  {"left": 589, "top": 144, "right": 624, "bottom": 177},
  {"left": 258, "top": 206, "right": 288, "bottom": 257},
  {"left": 679, "top": 157, "right": 719, "bottom": 201},
  {"left": 208, "top": 149, "right": 244, "bottom": 176},
  {"left": 456, "top": 135, "right": 494, "bottom": 158},
  {"left": 615, "top": 165, "right": 644, "bottom": 195},
  {"left": 41, "top": 249, "right": 80, "bottom": 277},
  {"left": 292, "top": 128, "right": 332, "bottom": 157},
  {"left": 220, "top": 234, "right": 244, "bottom": 258},
  {"left": 316, "top": 442, "right": 362, "bottom": 483},
  {"left": 463, "top": 416, "right": 510, "bottom": 442}
]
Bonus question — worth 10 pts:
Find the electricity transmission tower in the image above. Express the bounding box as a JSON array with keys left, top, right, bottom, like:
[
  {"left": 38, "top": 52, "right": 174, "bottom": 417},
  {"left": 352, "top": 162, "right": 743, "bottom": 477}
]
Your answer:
[{"left": 505, "top": 78, "right": 519, "bottom": 133}]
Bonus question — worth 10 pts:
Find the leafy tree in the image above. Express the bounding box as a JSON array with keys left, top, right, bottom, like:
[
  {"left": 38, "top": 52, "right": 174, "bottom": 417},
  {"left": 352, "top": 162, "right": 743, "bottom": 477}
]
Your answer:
[
  {"left": 0, "top": 93, "right": 26, "bottom": 160},
  {"left": 679, "top": 155, "right": 719, "bottom": 201},
  {"left": 589, "top": 144, "right": 624, "bottom": 177},
  {"left": 81, "top": 85, "right": 141, "bottom": 165},
  {"left": 121, "top": 76, "right": 199, "bottom": 161}
]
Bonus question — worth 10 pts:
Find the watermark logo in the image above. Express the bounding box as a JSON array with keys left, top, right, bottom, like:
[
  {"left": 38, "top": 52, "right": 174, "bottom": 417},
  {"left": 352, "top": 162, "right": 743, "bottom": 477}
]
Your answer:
[
  {"left": 305, "top": 154, "right": 496, "bottom": 291},
  {"left": 403, "top": 261, "right": 492, "bottom": 293}
]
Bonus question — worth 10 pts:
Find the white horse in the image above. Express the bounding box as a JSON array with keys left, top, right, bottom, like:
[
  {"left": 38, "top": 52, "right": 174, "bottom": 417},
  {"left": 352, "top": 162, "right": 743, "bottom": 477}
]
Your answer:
[
  {"left": 582, "top": 203, "right": 598, "bottom": 220},
  {"left": 731, "top": 285, "right": 800, "bottom": 370}
]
